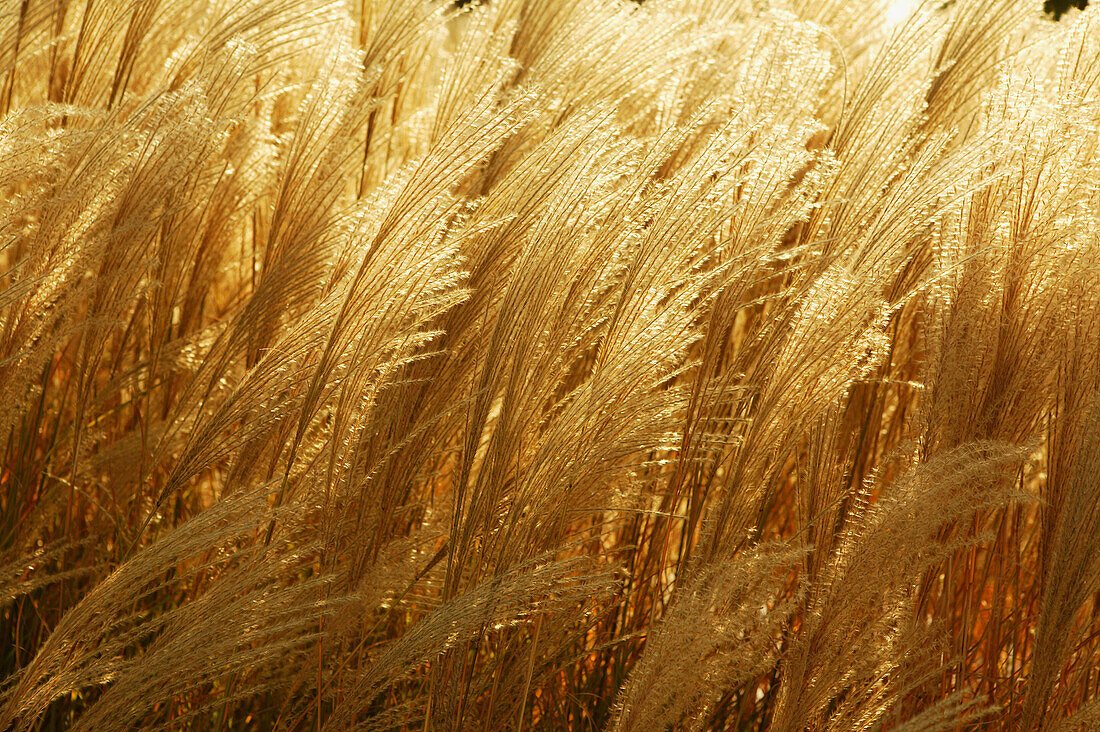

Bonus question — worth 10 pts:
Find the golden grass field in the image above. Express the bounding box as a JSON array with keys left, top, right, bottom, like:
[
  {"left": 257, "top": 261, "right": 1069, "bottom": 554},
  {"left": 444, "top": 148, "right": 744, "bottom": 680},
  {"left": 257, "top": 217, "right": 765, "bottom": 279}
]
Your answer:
[{"left": 1, "top": 0, "right": 1099, "bottom": 728}]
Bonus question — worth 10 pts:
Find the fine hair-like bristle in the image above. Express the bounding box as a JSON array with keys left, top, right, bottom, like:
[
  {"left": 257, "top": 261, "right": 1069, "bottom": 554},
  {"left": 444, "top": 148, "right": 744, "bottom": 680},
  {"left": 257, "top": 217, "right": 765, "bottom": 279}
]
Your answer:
[{"left": 1, "top": 0, "right": 1099, "bottom": 729}]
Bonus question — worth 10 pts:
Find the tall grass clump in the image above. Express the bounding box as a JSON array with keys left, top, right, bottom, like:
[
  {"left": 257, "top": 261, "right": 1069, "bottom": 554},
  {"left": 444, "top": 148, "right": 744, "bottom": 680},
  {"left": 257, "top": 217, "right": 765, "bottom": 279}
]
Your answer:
[{"left": 0, "top": 0, "right": 1099, "bottom": 728}]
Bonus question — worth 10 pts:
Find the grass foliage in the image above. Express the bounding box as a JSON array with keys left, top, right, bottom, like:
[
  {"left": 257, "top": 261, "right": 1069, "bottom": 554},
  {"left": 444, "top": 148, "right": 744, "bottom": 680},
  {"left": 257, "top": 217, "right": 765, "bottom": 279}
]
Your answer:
[{"left": 1, "top": 0, "right": 1100, "bottom": 728}]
